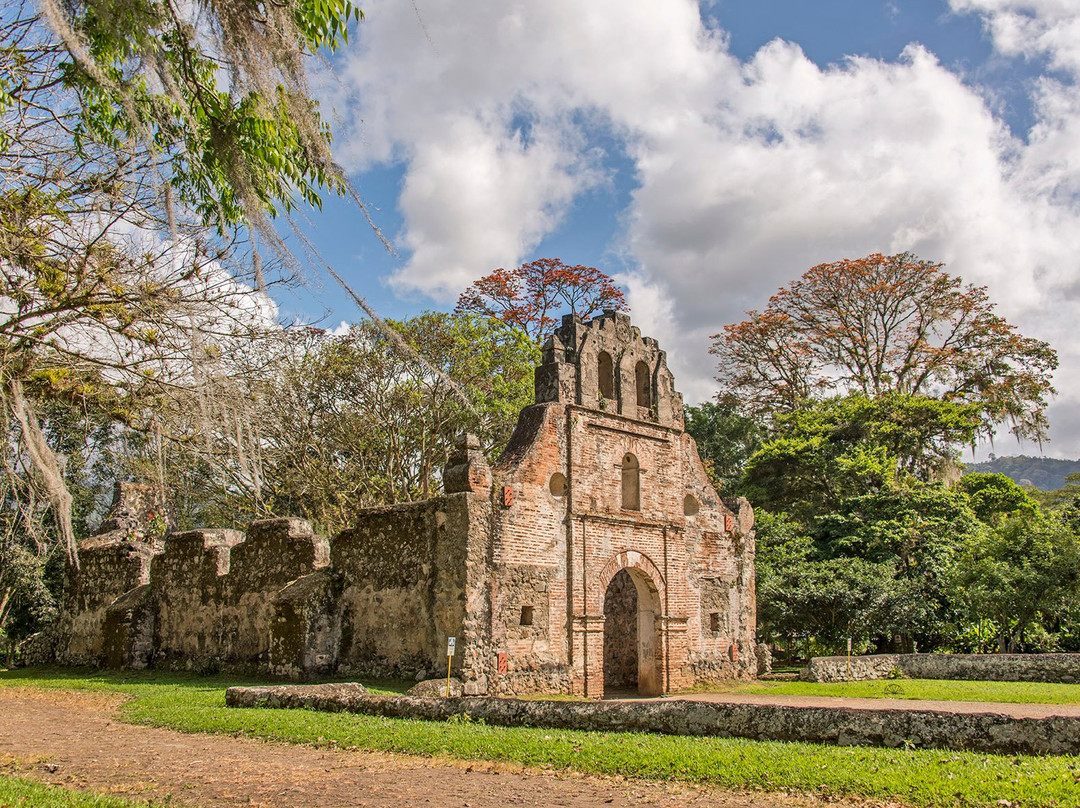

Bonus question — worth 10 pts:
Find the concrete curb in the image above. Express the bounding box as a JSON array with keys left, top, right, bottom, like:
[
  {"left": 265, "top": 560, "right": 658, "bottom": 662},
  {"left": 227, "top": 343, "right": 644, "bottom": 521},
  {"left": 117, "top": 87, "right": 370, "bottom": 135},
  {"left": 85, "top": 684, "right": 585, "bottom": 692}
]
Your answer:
[{"left": 225, "top": 685, "right": 1080, "bottom": 756}]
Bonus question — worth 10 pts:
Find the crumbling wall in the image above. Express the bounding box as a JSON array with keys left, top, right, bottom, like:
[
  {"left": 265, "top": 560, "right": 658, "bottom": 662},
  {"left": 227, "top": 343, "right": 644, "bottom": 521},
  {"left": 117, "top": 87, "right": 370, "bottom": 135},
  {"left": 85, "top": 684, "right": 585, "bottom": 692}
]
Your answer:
[
  {"left": 147, "top": 519, "right": 328, "bottom": 671},
  {"left": 54, "top": 539, "right": 157, "bottom": 665},
  {"left": 52, "top": 482, "right": 165, "bottom": 665},
  {"left": 332, "top": 493, "right": 490, "bottom": 683}
]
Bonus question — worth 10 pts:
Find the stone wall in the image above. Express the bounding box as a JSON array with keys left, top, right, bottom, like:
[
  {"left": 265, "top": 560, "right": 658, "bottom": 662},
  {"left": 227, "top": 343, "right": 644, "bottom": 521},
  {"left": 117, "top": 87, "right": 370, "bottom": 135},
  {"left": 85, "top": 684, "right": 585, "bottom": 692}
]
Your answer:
[
  {"left": 55, "top": 539, "right": 157, "bottom": 665},
  {"left": 329, "top": 493, "right": 490, "bottom": 684},
  {"left": 53, "top": 482, "right": 164, "bottom": 666},
  {"left": 227, "top": 684, "right": 1080, "bottom": 757},
  {"left": 92, "top": 519, "right": 330, "bottom": 672},
  {"left": 803, "top": 653, "right": 1080, "bottom": 684}
]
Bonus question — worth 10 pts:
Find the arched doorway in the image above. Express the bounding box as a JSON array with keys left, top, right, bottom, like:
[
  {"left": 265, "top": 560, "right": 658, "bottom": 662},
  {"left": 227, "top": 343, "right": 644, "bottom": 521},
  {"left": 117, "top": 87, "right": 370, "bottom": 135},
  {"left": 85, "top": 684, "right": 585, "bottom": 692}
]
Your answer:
[{"left": 602, "top": 566, "right": 662, "bottom": 697}]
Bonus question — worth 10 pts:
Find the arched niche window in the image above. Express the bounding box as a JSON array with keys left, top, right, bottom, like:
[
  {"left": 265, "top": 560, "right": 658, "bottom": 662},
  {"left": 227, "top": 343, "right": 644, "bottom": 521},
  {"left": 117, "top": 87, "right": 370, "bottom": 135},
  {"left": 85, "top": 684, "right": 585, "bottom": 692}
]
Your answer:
[
  {"left": 598, "top": 351, "right": 615, "bottom": 402},
  {"left": 683, "top": 494, "right": 699, "bottom": 516},
  {"left": 635, "top": 361, "right": 650, "bottom": 407},
  {"left": 621, "top": 452, "right": 640, "bottom": 511}
]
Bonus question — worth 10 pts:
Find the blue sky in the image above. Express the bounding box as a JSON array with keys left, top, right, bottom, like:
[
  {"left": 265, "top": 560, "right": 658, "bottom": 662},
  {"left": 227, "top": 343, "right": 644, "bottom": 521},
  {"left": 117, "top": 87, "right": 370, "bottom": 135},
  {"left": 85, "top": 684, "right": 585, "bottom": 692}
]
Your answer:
[{"left": 280, "top": 0, "right": 1080, "bottom": 458}]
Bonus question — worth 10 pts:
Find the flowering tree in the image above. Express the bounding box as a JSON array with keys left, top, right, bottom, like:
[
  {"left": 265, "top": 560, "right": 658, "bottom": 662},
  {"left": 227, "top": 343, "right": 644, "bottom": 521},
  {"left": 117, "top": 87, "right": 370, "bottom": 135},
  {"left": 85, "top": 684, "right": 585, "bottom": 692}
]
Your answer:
[
  {"left": 455, "top": 258, "right": 628, "bottom": 342},
  {"left": 710, "top": 253, "right": 1058, "bottom": 442}
]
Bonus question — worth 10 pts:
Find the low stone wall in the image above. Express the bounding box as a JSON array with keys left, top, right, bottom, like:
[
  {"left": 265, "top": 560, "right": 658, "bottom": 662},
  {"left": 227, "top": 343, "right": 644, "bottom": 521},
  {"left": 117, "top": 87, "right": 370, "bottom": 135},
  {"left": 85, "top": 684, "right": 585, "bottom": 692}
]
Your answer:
[
  {"left": 226, "top": 684, "right": 1080, "bottom": 756},
  {"left": 801, "top": 654, "right": 903, "bottom": 683},
  {"left": 802, "top": 653, "right": 1080, "bottom": 684}
]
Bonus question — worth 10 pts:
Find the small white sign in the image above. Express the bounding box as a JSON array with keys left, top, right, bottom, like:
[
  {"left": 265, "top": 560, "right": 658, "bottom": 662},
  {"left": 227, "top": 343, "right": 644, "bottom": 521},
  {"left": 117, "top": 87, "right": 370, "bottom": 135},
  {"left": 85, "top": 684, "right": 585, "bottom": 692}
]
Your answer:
[{"left": 447, "top": 636, "right": 456, "bottom": 656}]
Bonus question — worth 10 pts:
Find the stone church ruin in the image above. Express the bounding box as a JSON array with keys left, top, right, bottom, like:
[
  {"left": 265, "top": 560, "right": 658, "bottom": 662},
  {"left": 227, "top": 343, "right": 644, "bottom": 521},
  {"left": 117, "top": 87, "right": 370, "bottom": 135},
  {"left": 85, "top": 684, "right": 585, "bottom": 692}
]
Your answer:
[{"left": 45, "top": 312, "right": 757, "bottom": 696}]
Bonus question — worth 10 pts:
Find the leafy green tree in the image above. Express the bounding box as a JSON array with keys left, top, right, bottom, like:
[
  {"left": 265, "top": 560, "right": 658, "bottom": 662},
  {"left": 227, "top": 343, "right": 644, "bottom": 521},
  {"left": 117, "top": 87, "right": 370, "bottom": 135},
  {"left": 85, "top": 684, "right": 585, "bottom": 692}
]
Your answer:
[
  {"left": 742, "top": 393, "right": 980, "bottom": 521},
  {"left": 953, "top": 514, "right": 1080, "bottom": 652},
  {"left": 956, "top": 473, "right": 1039, "bottom": 526},
  {"left": 1, "top": 0, "right": 368, "bottom": 565},
  {"left": 22, "top": 0, "right": 362, "bottom": 232},
  {"left": 815, "top": 483, "right": 984, "bottom": 650},
  {"left": 743, "top": 394, "right": 1021, "bottom": 655},
  {"left": 754, "top": 511, "right": 896, "bottom": 657},
  {"left": 683, "top": 397, "right": 762, "bottom": 495}
]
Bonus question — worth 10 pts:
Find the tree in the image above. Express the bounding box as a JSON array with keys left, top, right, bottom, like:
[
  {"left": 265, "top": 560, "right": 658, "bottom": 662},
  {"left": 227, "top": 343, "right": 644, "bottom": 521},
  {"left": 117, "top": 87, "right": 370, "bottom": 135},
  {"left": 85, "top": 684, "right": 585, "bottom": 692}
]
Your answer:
[
  {"left": 455, "top": 258, "right": 628, "bottom": 342},
  {"left": 956, "top": 473, "right": 1039, "bottom": 526},
  {"left": 683, "top": 397, "right": 762, "bottom": 495},
  {"left": 17, "top": 0, "right": 362, "bottom": 235},
  {"left": 953, "top": 513, "right": 1080, "bottom": 652},
  {"left": 1, "top": 0, "right": 367, "bottom": 565},
  {"left": 711, "top": 253, "right": 1057, "bottom": 442},
  {"left": 742, "top": 393, "right": 1016, "bottom": 655},
  {"left": 754, "top": 511, "right": 896, "bottom": 657},
  {"left": 741, "top": 393, "right": 981, "bottom": 520},
  {"left": 140, "top": 312, "right": 539, "bottom": 537}
]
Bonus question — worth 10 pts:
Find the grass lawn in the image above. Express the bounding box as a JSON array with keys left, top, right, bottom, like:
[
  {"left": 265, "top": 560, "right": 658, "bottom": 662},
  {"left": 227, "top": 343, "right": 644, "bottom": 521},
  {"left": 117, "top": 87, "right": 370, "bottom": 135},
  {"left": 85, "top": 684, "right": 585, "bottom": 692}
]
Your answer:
[
  {"left": 0, "top": 774, "right": 168, "bottom": 807},
  {"left": 697, "top": 678, "right": 1080, "bottom": 704},
  {"left": 4, "top": 667, "right": 1080, "bottom": 808}
]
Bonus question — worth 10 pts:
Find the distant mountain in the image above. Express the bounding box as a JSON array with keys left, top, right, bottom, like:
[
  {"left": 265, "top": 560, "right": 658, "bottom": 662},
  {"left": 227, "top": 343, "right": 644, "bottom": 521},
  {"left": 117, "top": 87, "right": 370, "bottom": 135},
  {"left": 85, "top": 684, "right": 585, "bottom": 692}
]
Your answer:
[{"left": 963, "top": 455, "right": 1080, "bottom": 491}]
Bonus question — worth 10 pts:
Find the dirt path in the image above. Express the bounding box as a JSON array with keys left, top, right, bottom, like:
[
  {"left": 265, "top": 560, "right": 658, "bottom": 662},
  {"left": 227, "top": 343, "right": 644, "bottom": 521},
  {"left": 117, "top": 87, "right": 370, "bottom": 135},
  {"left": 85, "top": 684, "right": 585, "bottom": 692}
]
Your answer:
[{"left": 0, "top": 688, "right": 883, "bottom": 808}]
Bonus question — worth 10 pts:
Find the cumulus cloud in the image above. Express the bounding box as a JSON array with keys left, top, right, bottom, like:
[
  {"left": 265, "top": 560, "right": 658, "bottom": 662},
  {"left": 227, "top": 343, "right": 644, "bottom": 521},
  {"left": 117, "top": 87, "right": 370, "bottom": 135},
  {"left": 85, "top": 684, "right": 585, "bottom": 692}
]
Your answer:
[{"left": 326, "top": 0, "right": 1080, "bottom": 455}]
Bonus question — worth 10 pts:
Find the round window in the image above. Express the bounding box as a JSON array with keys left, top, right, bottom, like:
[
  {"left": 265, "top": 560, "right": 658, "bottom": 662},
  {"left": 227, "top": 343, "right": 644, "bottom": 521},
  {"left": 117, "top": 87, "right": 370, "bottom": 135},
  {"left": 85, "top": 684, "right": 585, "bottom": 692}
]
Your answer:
[{"left": 549, "top": 472, "right": 567, "bottom": 497}]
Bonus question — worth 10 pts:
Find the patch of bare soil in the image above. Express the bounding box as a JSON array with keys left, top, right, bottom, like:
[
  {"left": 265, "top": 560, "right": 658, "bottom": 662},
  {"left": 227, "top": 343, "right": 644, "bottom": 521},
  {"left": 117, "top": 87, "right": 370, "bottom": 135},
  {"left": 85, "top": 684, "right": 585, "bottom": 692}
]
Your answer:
[{"left": 0, "top": 688, "right": 892, "bottom": 808}]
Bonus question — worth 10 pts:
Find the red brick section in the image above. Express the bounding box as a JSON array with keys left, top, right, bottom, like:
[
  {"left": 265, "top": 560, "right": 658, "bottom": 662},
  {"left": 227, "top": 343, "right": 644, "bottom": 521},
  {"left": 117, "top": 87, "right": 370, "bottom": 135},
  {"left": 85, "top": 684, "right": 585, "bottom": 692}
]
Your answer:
[{"left": 489, "top": 311, "right": 756, "bottom": 697}]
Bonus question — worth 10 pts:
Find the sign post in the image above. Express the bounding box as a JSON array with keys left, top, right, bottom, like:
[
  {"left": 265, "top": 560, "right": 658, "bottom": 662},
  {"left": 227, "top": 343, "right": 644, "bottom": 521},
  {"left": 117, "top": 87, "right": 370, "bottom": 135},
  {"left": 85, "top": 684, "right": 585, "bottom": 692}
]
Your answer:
[{"left": 446, "top": 636, "right": 456, "bottom": 697}]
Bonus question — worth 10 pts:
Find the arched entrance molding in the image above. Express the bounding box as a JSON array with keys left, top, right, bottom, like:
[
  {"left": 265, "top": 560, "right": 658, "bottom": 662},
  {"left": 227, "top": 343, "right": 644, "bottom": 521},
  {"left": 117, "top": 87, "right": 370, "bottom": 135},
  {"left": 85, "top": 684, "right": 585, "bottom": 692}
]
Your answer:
[{"left": 596, "top": 550, "right": 665, "bottom": 696}]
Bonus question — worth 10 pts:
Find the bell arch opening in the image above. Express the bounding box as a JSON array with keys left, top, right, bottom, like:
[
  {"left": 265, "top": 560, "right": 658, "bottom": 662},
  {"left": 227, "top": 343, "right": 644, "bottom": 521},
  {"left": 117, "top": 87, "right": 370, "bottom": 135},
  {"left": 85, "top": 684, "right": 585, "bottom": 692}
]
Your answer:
[
  {"left": 635, "top": 360, "right": 650, "bottom": 407},
  {"left": 597, "top": 351, "right": 615, "bottom": 402}
]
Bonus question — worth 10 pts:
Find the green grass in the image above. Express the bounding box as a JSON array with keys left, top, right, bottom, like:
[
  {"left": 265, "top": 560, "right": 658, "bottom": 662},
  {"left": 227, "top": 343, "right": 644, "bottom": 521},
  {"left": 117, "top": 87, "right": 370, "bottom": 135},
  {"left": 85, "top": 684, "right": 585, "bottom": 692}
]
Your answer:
[
  {"left": 0, "top": 774, "right": 169, "bottom": 807},
  {"left": 5, "top": 668, "right": 1080, "bottom": 808},
  {"left": 706, "top": 678, "right": 1080, "bottom": 704}
]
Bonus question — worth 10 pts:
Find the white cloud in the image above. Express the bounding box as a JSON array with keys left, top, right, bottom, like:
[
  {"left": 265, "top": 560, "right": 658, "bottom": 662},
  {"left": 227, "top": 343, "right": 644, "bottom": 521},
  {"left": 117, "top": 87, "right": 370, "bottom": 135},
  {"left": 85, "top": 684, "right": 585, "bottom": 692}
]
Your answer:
[
  {"left": 326, "top": 0, "right": 1080, "bottom": 455},
  {"left": 389, "top": 113, "right": 598, "bottom": 300},
  {"left": 951, "top": 0, "right": 1080, "bottom": 75}
]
